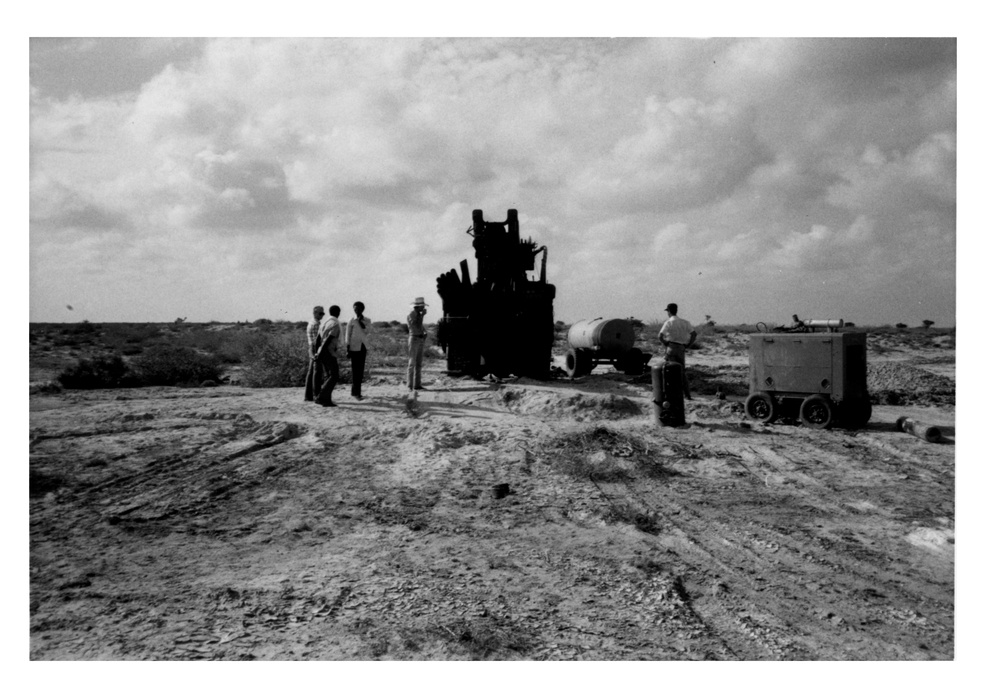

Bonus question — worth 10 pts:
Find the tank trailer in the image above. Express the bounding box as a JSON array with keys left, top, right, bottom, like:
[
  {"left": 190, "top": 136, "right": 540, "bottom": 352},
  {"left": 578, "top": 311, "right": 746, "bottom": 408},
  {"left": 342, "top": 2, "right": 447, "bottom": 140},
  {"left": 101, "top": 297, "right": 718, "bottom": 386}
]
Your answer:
[
  {"left": 436, "top": 209, "right": 556, "bottom": 380},
  {"left": 743, "top": 319, "right": 872, "bottom": 429},
  {"left": 564, "top": 318, "right": 649, "bottom": 378}
]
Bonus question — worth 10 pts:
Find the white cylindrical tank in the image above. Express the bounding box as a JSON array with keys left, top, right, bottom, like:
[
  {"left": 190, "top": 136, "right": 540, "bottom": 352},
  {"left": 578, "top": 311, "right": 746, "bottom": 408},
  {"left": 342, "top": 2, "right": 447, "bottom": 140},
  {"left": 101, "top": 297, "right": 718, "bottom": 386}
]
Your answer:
[
  {"left": 567, "top": 318, "right": 635, "bottom": 355},
  {"left": 805, "top": 319, "right": 844, "bottom": 329}
]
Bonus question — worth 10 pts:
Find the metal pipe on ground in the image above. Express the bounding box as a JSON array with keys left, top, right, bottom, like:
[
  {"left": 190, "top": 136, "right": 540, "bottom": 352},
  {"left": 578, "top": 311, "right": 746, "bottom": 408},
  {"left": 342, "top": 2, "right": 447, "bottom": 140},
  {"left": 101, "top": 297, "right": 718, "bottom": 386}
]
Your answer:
[{"left": 895, "top": 416, "right": 943, "bottom": 443}]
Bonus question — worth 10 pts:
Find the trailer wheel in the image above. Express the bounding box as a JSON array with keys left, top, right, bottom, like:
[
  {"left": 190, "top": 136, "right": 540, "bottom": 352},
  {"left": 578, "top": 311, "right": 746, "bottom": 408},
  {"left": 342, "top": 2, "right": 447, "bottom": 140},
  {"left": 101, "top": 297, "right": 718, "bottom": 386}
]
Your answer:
[
  {"left": 613, "top": 348, "right": 645, "bottom": 374},
  {"left": 566, "top": 348, "right": 592, "bottom": 378},
  {"left": 744, "top": 392, "right": 776, "bottom": 423},
  {"left": 624, "top": 347, "right": 645, "bottom": 375},
  {"left": 800, "top": 394, "right": 834, "bottom": 429}
]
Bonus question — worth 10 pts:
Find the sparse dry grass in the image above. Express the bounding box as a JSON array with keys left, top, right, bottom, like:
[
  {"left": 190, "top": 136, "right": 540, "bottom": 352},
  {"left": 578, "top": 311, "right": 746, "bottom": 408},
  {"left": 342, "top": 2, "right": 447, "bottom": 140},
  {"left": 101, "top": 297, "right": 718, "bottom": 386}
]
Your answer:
[
  {"left": 603, "top": 503, "right": 663, "bottom": 535},
  {"left": 434, "top": 615, "right": 533, "bottom": 660},
  {"left": 546, "top": 426, "right": 680, "bottom": 483}
]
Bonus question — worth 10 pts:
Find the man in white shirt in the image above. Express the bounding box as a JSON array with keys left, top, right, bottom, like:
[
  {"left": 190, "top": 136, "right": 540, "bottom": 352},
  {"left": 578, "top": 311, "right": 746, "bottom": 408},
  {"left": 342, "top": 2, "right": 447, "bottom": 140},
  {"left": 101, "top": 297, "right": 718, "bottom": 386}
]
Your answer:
[
  {"left": 658, "top": 303, "right": 697, "bottom": 400},
  {"left": 314, "top": 305, "right": 342, "bottom": 407},
  {"left": 345, "top": 301, "right": 372, "bottom": 400}
]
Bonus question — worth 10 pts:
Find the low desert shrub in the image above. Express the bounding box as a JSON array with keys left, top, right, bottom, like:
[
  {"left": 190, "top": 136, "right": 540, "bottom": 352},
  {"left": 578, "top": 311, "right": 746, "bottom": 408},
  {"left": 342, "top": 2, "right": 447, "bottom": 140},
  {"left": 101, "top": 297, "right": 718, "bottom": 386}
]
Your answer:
[
  {"left": 53, "top": 336, "right": 83, "bottom": 347},
  {"left": 240, "top": 333, "right": 309, "bottom": 388},
  {"left": 29, "top": 468, "right": 71, "bottom": 498},
  {"left": 367, "top": 328, "right": 436, "bottom": 368},
  {"left": 179, "top": 328, "right": 245, "bottom": 363},
  {"left": 102, "top": 323, "right": 162, "bottom": 348},
  {"left": 57, "top": 353, "right": 136, "bottom": 389},
  {"left": 30, "top": 381, "right": 63, "bottom": 395},
  {"left": 131, "top": 346, "right": 223, "bottom": 386},
  {"left": 62, "top": 321, "right": 99, "bottom": 336}
]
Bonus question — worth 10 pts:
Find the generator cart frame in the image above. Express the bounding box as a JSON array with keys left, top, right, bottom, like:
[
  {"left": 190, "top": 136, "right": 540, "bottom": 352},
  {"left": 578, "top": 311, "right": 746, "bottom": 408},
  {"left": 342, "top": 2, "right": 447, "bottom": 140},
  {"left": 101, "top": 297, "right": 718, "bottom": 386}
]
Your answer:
[{"left": 744, "top": 331, "right": 872, "bottom": 429}]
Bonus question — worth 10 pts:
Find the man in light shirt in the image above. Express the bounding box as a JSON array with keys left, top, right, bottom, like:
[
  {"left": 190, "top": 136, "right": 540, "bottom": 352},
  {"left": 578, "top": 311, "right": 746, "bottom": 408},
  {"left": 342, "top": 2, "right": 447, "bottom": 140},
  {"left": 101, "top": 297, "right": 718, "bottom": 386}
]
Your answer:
[
  {"left": 345, "top": 301, "right": 372, "bottom": 400},
  {"left": 658, "top": 303, "right": 697, "bottom": 401},
  {"left": 406, "top": 297, "right": 429, "bottom": 390},
  {"left": 313, "top": 305, "right": 342, "bottom": 407}
]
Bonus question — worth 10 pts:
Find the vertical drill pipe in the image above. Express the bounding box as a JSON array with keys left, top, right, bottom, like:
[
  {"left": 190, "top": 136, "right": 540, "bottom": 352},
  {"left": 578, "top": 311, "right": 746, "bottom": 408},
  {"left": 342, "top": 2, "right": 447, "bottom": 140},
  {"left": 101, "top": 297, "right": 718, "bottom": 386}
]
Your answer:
[
  {"left": 651, "top": 361, "right": 685, "bottom": 427},
  {"left": 661, "top": 362, "right": 686, "bottom": 427}
]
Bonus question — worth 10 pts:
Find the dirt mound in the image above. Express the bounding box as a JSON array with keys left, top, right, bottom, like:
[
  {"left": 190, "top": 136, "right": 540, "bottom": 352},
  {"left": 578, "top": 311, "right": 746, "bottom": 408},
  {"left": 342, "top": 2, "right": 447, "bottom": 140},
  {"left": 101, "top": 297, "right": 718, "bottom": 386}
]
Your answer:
[
  {"left": 867, "top": 361, "right": 955, "bottom": 406},
  {"left": 625, "top": 365, "right": 750, "bottom": 397},
  {"left": 686, "top": 365, "right": 749, "bottom": 396},
  {"left": 495, "top": 388, "right": 643, "bottom": 420}
]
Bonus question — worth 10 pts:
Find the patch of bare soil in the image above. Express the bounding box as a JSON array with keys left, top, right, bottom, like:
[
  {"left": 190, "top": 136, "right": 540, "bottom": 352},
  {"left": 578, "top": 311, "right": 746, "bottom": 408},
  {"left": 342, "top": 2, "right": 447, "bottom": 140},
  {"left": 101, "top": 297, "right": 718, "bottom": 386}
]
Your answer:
[{"left": 30, "top": 353, "right": 954, "bottom": 660}]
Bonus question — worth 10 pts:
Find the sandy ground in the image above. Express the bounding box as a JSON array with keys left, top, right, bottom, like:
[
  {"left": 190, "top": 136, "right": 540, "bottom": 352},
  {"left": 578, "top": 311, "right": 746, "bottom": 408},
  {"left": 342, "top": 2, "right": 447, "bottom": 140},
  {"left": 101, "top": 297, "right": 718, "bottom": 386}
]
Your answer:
[{"left": 27, "top": 343, "right": 956, "bottom": 661}]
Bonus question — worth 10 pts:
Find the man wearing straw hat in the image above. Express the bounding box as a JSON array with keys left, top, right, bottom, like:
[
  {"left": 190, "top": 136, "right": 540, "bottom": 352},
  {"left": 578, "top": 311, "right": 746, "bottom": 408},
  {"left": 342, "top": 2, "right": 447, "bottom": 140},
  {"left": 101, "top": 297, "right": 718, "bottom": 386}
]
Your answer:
[{"left": 406, "top": 297, "right": 429, "bottom": 390}]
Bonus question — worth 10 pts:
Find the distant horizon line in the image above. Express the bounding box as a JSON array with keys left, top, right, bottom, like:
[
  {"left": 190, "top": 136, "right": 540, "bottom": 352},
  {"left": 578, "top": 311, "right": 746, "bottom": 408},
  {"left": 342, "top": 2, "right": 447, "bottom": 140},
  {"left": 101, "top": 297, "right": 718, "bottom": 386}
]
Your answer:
[{"left": 27, "top": 318, "right": 958, "bottom": 329}]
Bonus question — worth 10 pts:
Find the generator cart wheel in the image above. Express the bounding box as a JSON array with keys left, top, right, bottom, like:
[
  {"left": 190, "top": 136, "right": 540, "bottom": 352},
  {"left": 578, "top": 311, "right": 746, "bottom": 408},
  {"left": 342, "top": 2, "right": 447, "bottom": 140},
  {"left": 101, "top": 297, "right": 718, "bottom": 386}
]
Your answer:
[
  {"left": 566, "top": 348, "right": 592, "bottom": 378},
  {"left": 799, "top": 394, "right": 834, "bottom": 429},
  {"left": 744, "top": 392, "right": 776, "bottom": 423}
]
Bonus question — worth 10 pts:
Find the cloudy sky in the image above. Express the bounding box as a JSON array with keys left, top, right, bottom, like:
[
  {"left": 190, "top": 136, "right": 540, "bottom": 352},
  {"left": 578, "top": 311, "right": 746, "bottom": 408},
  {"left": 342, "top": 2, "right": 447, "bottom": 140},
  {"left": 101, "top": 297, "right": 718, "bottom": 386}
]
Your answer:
[{"left": 29, "top": 37, "right": 957, "bottom": 326}]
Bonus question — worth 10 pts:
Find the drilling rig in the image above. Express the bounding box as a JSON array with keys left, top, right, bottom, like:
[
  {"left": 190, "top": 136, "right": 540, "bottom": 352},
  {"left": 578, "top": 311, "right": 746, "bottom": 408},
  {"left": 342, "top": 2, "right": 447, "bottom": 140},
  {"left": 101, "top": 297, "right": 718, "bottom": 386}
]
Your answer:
[{"left": 435, "top": 209, "right": 556, "bottom": 379}]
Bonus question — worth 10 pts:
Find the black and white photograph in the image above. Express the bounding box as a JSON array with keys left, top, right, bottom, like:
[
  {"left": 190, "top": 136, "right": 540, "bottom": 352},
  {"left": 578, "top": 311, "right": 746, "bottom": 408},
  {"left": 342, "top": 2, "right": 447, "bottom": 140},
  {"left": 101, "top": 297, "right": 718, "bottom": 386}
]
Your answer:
[{"left": 20, "top": 7, "right": 988, "bottom": 693}]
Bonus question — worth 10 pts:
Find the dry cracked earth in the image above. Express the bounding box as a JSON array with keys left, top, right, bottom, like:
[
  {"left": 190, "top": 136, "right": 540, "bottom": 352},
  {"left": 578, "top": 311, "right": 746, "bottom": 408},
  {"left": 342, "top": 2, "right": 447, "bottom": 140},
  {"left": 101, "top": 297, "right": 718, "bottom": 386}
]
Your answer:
[{"left": 29, "top": 353, "right": 955, "bottom": 661}]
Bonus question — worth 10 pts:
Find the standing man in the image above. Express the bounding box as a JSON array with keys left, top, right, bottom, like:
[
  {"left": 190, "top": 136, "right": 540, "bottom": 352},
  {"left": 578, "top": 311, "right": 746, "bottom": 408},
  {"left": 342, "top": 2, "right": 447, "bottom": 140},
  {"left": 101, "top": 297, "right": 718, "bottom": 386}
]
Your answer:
[
  {"left": 658, "top": 302, "right": 697, "bottom": 401},
  {"left": 313, "top": 305, "right": 342, "bottom": 407},
  {"left": 304, "top": 305, "right": 325, "bottom": 402},
  {"left": 345, "top": 301, "right": 372, "bottom": 401},
  {"left": 406, "top": 297, "right": 429, "bottom": 390}
]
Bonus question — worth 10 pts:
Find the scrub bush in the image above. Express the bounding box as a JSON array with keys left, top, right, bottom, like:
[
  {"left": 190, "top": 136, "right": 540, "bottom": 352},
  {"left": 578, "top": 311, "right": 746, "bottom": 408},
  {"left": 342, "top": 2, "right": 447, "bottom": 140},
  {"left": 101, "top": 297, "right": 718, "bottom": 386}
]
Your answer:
[
  {"left": 240, "top": 333, "right": 309, "bottom": 388},
  {"left": 57, "top": 353, "right": 136, "bottom": 389},
  {"left": 131, "top": 346, "right": 223, "bottom": 386}
]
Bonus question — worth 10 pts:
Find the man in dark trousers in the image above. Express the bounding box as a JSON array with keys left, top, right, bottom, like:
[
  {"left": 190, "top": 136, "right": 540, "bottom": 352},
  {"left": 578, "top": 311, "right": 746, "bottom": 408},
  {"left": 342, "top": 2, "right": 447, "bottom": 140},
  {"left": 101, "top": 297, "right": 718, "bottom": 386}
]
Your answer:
[
  {"left": 657, "top": 302, "right": 697, "bottom": 401},
  {"left": 313, "top": 305, "right": 342, "bottom": 407},
  {"left": 345, "top": 301, "right": 372, "bottom": 400}
]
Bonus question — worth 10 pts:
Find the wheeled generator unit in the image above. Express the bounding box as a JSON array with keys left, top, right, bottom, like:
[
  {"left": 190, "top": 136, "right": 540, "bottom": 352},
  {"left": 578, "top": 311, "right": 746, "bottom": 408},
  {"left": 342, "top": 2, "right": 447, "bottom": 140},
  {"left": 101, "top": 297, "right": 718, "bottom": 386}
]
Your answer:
[
  {"left": 435, "top": 209, "right": 556, "bottom": 380},
  {"left": 744, "top": 321, "right": 872, "bottom": 429}
]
